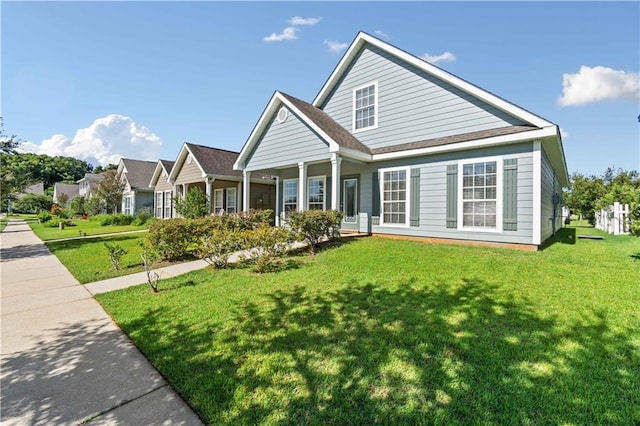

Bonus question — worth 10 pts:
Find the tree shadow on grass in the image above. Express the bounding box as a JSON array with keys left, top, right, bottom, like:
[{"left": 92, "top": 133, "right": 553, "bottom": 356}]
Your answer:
[
  {"left": 118, "top": 278, "right": 640, "bottom": 425},
  {"left": 45, "top": 234, "right": 143, "bottom": 251},
  {"left": 631, "top": 253, "right": 640, "bottom": 261}
]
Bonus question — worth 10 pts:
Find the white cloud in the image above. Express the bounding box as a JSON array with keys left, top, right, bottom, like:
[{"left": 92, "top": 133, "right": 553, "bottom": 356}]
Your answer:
[
  {"left": 560, "top": 128, "right": 569, "bottom": 139},
  {"left": 324, "top": 39, "right": 349, "bottom": 54},
  {"left": 264, "top": 27, "right": 299, "bottom": 42},
  {"left": 288, "top": 16, "right": 322, "bottom": 26},
  {"left": 558, "top": 65, "right": 640, "bottom": 107},
  {"left": 420, "top": 52, "right": 457, "bottom": 64},
  {"left": 374, "top": 30, "right": 390, "bottom": 39},
  {"left": 19, "top": 114, "right": 162, "bottom": 166}
]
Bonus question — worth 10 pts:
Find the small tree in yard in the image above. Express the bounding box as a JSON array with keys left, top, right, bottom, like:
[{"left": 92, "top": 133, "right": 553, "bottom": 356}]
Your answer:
[
  {"left": 140, "top": 242, "right": 160, "bottom": 292},
  {"left": 104, "top": 242, "right": 127, "bottom": 271},
  {"left": 57, "top": 192, "right": 69, "bottom": 208},
  {"left": 174, "top": 187, "right": 208, "bottom": 219},
  {"left": 96, "top": 170, "right": 126, "bottom": 214},
  {"left": 286, "top": 210, "right": 343, "bottom": 254}
]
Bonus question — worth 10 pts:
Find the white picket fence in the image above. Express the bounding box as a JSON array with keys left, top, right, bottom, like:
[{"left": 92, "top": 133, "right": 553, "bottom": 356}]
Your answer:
[{"left": 595, "top": 202, "right": 630, "bottom": 235}]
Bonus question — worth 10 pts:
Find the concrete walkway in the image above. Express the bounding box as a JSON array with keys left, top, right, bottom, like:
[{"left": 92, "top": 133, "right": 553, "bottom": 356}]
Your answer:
[{"left": 0, "top": 220, "right": 203, "bottom": 425}]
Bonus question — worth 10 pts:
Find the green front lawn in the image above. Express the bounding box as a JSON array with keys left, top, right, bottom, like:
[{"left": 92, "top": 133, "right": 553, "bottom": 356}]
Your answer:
[
  {"left": 97, "top": 226, "right": 640, "bottom": 424},
  {"left": 30, "top": 218, "right": 147, "bottom": 241},
  {"left": 47, "top": 234, "right": 149, "bottom": 283}
]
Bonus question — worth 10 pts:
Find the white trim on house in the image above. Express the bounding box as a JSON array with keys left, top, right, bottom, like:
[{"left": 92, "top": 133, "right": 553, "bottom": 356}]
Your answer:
[
  {"left": 378, "top": 166, "right": 411, "bottom": 228},
  {"left": 532, "top": 141, "right": 542, "bottom": 245},
  {"left": 149, "top": 161, "right": 172, "bottom": 189},
  {"left": 352, "top": 81, "right": 379, "bottom": 133},
  {"left": 456, "top": 156, "right": 503, "bottom": 233},
  {"left": 313, "top": 32, "right": 553, "bottom": 129}
]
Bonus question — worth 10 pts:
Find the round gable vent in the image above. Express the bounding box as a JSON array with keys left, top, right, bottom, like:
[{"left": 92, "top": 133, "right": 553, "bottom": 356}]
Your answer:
[
  {"left": 187, "top": 154, "right": 193, "bottom": 164},
  {"left": 277, "top": 107, "right": 288, "bottom": 124}
]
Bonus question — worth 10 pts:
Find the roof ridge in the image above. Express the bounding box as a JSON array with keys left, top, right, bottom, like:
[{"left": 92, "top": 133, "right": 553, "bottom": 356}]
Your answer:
[{"left": 185, "top": 142, "right": 240, "bottom": 155}]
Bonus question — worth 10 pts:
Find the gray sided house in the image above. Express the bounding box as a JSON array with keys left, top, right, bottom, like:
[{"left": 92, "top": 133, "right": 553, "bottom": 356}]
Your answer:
[
  {"left": 53, "top": 182, "right": 79, "bottom": 206},
  {"left": 117, "top": 158, "right": 157, "bottom": 215},
  {"left": 77, "top": 173, "right": 105, "bottom": 198},
  {"left": 234, "top": 32, "right": 568, "bottom": 250},
  {"left": 164, "top": 143, "right": 275, "bottom": 217},
  {"left": 149, "top": 159, "right": 175, "bottom": 219}
]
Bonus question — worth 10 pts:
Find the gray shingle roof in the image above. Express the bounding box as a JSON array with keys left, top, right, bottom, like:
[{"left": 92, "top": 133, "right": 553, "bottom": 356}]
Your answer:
[
  {"left": 185, "top": 143, "right": 243, "bottom": 178},
  {"left": 280, "top": 92, "right": 371, "bottom": 154},
  {"left": 370, "top": 125, "right": 539, "bottom": 155},
  {"left": 160, "top": 160, "right": 175, "bottom": 174},
  {"left": 121, "top": 159, "right": 157, "bottom": 190},
  {"left": 54, "top": 182, "right": 79, "bottom": 199}
]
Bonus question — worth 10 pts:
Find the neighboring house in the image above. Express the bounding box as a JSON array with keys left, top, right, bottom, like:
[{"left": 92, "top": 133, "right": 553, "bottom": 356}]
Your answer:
[
  {"left": 234, "top": 32, "right": 568, "bottom": 249},
  {"left": 77, "top": 173, "right": 105, "bottom": 198},
  {"left": 117, "top": 158, "right": 157, "bottom": 216},
  {"left": 17, "top": 182, "right": 45, "bottom": 197},
  {"left": 149, "top": 159, "right": 175, "bottom": 219},
  {"left": 52, "top": 182, "right": 79, "bottom": 205},
  {"left": 166, "top": 142, "right": 275, "bottom": 216}
]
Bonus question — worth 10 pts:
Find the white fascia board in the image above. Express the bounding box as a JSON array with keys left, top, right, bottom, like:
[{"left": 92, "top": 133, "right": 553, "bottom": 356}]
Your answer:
[
  {"left": 168, "top": 143, "right": 197, "bottom": 183},
  {"left": 331, "top": 145, "right": 372, "bottom": 162},
  {"left": 372, "top": 127, "right": 558, "bottom": 162},
  {"left": 234, "top": 93, "right": 281, "bottom": 171},
  {"left": 148, "top": 162, "right": 164, "bottom": 188},
  {"left": 313, "top": 32, "right": 553, "bottom": 128}
]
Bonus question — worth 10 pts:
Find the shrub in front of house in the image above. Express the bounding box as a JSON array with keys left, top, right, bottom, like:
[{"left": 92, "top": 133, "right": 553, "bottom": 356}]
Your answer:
[
  {"left": 37, "top": 211, "right": 52, "bottom": 223},
  {"left": 133, "top": 207, "right": 152, "bottom": 226},
  {"left": 244, "top": 224, "right": 296, "bottom": 273},
  {"left": 286, "top": 210, "right": 343, "bottom": 254}
]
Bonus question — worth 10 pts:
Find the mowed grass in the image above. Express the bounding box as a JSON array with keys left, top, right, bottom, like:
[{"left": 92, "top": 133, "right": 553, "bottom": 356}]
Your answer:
[
  {"left": 97, "top": 225, "right": 640, "bottom": 425},
  {"left": 47, "top": 234, "right": 149, "bottom": 283},
  {"left": 30, "top": 218, "right": 147, "bottom": 241}
]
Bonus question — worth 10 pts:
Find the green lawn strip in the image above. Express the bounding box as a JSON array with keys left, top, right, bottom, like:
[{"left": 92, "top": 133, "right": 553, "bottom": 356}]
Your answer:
[
  {"left": 97, "top": 228, "right": 640, "bottom": 424},
  {"left": 30, "top": 218, "right": 147, "bottom": 241},
  {"left": 0, "top": 218, "right": 7, "bottom": 232},
  {"left": 46, "top": 234, "right": 153, "bottom": 283}
]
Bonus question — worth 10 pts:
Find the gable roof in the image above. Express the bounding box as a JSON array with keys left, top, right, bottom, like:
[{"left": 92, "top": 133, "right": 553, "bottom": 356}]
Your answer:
[
  {"left": 53, "top": 182, "right": 79, "bottom": 199},
  {"left": 149, "top": 159, "right": 175, "bottom": 188},
  {"left": 169, "top": 142, "right": 242, "bottom": 182},
  {"left": 313, "top": 31, "right": 554, "bottom": 129},
  {"left": 119, "top": 158, "right": 157, "bottom": 190},
  {"left": 77, "top": 173, "right": 104, "bottom": 183}
]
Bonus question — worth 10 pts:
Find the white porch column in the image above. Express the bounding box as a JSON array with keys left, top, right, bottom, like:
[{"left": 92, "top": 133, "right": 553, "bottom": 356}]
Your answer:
[
  {"left": 237, "top": 182, "right": 242, "bottom": 213},
  {"left": 298, "top": 162, "right": 307, "bottom": 212},
  {"left": 243, "top": 171, "right": 251, "bottom": 212},
  {"left": 205, "top": 177, "right": 214, "bottom": 215},
  {"left": 275, "top": 176, "right": 281, "bottom": 226},
  {"left": 331, "top": 153, "right": 341, "bottom": 210}
]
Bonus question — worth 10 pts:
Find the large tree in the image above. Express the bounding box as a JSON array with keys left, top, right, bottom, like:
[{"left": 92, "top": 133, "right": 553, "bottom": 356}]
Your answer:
[
  {"left": 0, "top": 118, "right": 21, "bottom": 154},
  {"left": 96, "top": 170, "right": 126, "bottom": 214}
]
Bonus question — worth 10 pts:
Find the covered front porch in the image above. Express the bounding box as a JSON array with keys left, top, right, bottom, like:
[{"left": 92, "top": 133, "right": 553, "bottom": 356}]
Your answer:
[{"left": 242, "top": 153, "right": 370, "bottom": 233}]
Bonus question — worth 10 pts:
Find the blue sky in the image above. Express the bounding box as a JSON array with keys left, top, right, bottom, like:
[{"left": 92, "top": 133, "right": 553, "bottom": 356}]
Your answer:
[{"left": 2, "top": 1, "right": 639, "bottom": 177}]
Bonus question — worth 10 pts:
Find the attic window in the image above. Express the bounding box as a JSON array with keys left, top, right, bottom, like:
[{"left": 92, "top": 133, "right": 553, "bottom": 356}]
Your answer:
[
  {"left": 353, "top": 82, "right": 378, "bottom": 132},
  {"left": 277, "top": 107, "right": 288, "bottom": 124}
]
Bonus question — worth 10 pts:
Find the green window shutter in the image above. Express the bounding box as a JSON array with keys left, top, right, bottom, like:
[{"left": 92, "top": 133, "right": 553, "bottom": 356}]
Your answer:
[
  {"left": 410, "top": 168, "right": 420, "bottom": 226},
  {"left": 503, "top": 158, "right": 518, "bottom": 231},
  {"left": 372, "top": 171, "right": 380, "bottom": 225},
  {"left": 446, "top": 164, "right": 457, "bottom": 228}
]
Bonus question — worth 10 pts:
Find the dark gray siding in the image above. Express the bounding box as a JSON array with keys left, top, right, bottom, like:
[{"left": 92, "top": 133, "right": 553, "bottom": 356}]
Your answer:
[
  {"left": 245, "top": 107, "right": 331, "bottom": 171},
  {"left": 320, "top": 45, "right": 526, "bottom": 151}
]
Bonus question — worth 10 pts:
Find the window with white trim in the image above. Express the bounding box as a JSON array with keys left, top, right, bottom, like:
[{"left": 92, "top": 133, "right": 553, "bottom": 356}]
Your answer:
[
  {"left": 214, "top": 189, "right": 224, "bottom": 214},
  {"left": 226, "top": 188, "right": 237, "bottom": 214},
  {"left": 461, "top": 160, "right": 499, "bottom": 229},
  {"left": 164, "top": 191, "right": 172, "bottom": 218},
  {"left": 353, "top": 82, "right": 377, "bottom": 132},
  {"left": 283, "top": 179, "right": 298, "bottom": 216},
  {"left": 155, "top": 192, "right": 163, "bottom": 218},
  {"left": 307, "top": 176, "right": 325, "bottom": 210},
  {"left": 123, "top": 196, "right": 132, "bottom": 215},
  {"left": 381, "top": 167, "right": 408, "bottom": 225}
]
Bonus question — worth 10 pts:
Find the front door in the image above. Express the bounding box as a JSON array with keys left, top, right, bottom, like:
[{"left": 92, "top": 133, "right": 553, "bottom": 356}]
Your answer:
[{"left": 341, "top": 177, "right": 358, "bottom": 231}]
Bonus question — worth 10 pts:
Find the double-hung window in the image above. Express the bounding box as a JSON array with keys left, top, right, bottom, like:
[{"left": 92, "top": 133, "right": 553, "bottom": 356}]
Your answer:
[
  {"left": 353, "top": 82, "right": 378, "bottom": 132},
  {"left": 123, "top": 196, "right": 132, "bottom": 215},
  {"left": 155, "top": 192, "right": 163, "bottom": 218},
  {"left": 283, "top": 179, "right": 298, "bottom": 216},
  {"left": 226, "top": 188, "right": 237, "bottom": 214},
  {"left": 461, "top": 159, "right": 500, "bottom": 229},
  {"left": 307, "top": 176, "right": 325, "bottom": 210},
  {"left": 164, "top": 191, "right": 172, "bottom": 218},
  {"left": 213, "top": 189, "right": 224, "bottom": 214},
  {"left": 381, "top": 167, "right": 408, "bottom": 226}
]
